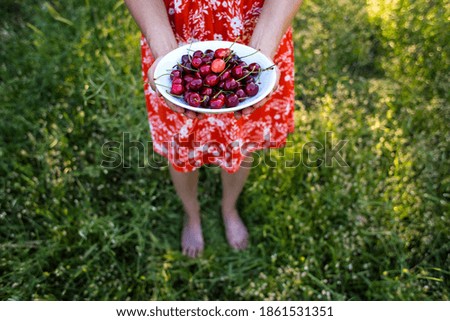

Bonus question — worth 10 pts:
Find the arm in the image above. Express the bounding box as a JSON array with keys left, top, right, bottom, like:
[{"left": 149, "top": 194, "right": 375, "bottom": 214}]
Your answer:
[
  {"left": 249, "top": 0, "right": 303, "bottom": 59},
  {"left": 125, "top": 1, "right": 195, "bottom": 116},
  {"left": 124, "top": 0, "right": 177, "bottom": 58}
]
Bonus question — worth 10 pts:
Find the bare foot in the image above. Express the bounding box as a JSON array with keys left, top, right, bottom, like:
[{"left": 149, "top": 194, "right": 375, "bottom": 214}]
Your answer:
[
  {"left": 181, "top": 218, "right": 204, "bottom": 258},
  {"left": 222, "top": 208, "right": 249, "bottom": 250}
]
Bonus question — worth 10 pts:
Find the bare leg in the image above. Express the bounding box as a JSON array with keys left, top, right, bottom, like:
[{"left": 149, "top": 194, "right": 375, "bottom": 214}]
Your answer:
[
  {"left": 220, "top": 157, "right": 253, "bottom": 250},
  {"left": 168, "top": 165, "right": 203, "bottom": 258}
]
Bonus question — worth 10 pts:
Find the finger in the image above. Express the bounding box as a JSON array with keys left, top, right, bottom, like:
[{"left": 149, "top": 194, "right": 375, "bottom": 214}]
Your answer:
[
  {"left": 184, "top": 110, "right": 197, "bottom": 119},
  {"left": 242, "top": 106, "right": 255, "bottom": 116},
  {"left": 165, "top": 100, "right": 185, "bottom": 114},
  {"left": 234, "top": 111, "right": 242, "bottom": 120}
]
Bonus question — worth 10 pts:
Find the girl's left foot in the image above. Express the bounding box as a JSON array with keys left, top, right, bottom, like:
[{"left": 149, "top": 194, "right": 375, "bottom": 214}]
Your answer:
[{"left": 222, "top": 208, "right": 249, "bottom": 250}]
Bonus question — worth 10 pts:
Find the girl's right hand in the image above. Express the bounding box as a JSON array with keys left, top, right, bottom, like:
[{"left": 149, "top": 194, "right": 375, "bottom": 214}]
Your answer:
[{"left": 148, "top": 56, "right": 201, "bottom": 120}]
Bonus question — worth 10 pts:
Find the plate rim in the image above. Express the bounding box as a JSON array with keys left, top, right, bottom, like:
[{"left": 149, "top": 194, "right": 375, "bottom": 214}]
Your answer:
[{"left": 153, "top": 40, "right": 277, "bottom": 114}]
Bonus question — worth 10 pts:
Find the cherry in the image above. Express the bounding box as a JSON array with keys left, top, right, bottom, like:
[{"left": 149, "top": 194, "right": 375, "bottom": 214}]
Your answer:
[
  {"left": 199, "top": 64, "right": 211, "bottom": 77},
  {"left": 210, "top": 97, "right": 225, "bottom": 109},
  {"left": 187, "top": 92, "right": 202, "bottom": 107},
  {"left": 245, "top": 82, "right": 259, "bottom": 97},
  {"left": 188, "top": 78, "right": 203, "bottom": 91},
  {"left": 191, "top": 57, "right": 203, "bottom": 68},
  {"left": 205, "top": 74, "right": 219, "bottom": 87},
  {"left": 181, "top": 54, "right": 190, "bottom": 64},
  {"left": 214, "top": 48, "right": 231, "bottom": 59},
  {"left": 172, "top": 77, "right": 183, "bottom": 85},
  {"left": 171, "top": 83, "right": 185, "bottom": 95},
  {"left": 235, "top": 88, "right": 247, "bottom": 99},
  {"left": 200, "top": 87, "right": 213, "bottom": 96},
  {"left": 183, "top": 74, "right": 195, "bottom": 83},
  {"left": 211, "top": 59, "right": 226, "bottom": 73},
  {"left": 231, "top": 65, "right": 244, "bottom": 78},
  {"left": 225, "top": 94, "right": 239, "bottom": 107},
  {"left": 170, "top": 70, "right": 182, "bottom": 79},
  {"left": 224, "top": 78, "right": 238, "bottom": 91},
  {"left": 193, "top": 50, "right": 203, "bottom": 58},
  {"left": 201, "top": 95, "right": 210, "bottom": 107},
  {"left": 220, "top": 70, "right": 231, "bottom": 81},
  {"left": 248, "top": 62, "right": 261, "bottom": 73}
]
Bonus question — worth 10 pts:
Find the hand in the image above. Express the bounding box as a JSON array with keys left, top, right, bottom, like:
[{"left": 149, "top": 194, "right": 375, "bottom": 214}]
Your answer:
[
  {"left": 233, "top": 65, "right": 280, "bottom": 120},
  {"left": 148, "top": 56, "right": 203, "bottom": 120}
]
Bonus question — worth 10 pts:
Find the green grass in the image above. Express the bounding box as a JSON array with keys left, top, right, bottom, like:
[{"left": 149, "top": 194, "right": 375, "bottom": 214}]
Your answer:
[{"left": 0, "top": 0, "right": 448, "bottom": 300}]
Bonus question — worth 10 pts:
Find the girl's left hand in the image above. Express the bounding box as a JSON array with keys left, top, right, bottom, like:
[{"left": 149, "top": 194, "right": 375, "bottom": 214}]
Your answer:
[{"left": 233, "top": 65, "right": 280, "bottom": 120}]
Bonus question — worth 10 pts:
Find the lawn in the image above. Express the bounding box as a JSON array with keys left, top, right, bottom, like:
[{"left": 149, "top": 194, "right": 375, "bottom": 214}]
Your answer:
[{"left": 0, "top": 0, "right": 448, "bottom": 300}]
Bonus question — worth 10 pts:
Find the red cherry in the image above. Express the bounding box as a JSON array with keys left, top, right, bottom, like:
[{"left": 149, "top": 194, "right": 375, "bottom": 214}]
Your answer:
[
  {"left": 211, "top": 59, "right": 226, "bottom": 73},
  {"left": 191, "top": 57, "right": 203, "bottom": 68},
  {"left": 248, "top": 63, "right": 261, "bottom": 73},
  {"left": 199, "top": 64, "right": 211, "bottom": 77},
  {"left": 225, "top": 94, "right": 239, "bottom": 107},
  {"left": 181, "top": 55, "right": 190, "bottom": 64},
  {"left": 224, "top": 78, "right": 238, "bottom": 91},
  {"left": 209, "top": 97, "right": 225, "bottom": 109},
  {"left": 183, "top": 74, "right": 195, "bottom": 83},
  {"left": 187, "top": 92, "right": 201, "bottom": 107},
  {"left": 172, "top": 77, "right": 183, "bottom": 85},
  {"left": 245, "top": 82, "right": 259, "bottom": 97},
  {"left": 193, "top": 50, "right": 203, "bottom": 58},
  {"left": 236, "top": 88, "right": 247, "bottom": 99},
  {"left": 214, "top": 48, "right": 231, "bottom": 59},
  {"left": 231, "top": 65, "right": 244, "bottom": 78},
  {"left": 170, "top": 70, "right": 182, "bottom": 79},
  {"left": 171, "top": 83, "right": 185, "bottom": 95},
  {"left": 200, "top": 87, "right": 213, "bottom": 96},
  {"left": 205, "top": 74, "right": 219, "bottom": 87},
  {"left": 220, "top": 70, "right": 231, "bottom": 81},
  {"left": 188, "top": 78, "right": 203, "bottom": 91}
]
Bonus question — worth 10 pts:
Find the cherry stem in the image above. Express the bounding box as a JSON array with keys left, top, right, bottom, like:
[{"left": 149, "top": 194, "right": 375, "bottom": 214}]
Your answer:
[
  {"left": 213, "top": 90, "right": 223, "bottom": 99},
  {"left": 239, "top": 49, "right": 260, "bottom": 59},
  {"left": 177, "top": 63, "right": 198, "bottom": 72},
  {"left": 218, "top": 65, "right": 231, "bottom": 77},
  {"left": 229, "top": 36, "right": 240, "bottom": 50},
  {"left": 154, "top": 82, "right": 171, "bottom": 89},
  {"left": 166, "top": 90, "right": 183, "bottom": 98}
]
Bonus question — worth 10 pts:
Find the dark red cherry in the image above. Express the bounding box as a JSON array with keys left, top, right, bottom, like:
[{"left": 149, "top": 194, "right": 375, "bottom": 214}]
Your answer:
[
  {"left": 172, "top": 77, "right": 183, "bottom": 85},
  {"left": 187, "top": 92, "right": 202, "bottom": 107},
  {"left": 209, "top": 97, "right": 225, "bottom": 109},
  {"left": 231, "top": 65, "right": 244, "bottom": 78},
  {"left": 248, "top": 62, "right": 261, "bottom": 73},
  {"left": 214, "top": 48, "right": 231, "bottom": 59},
  {"left": 235, "top": 88, "right": 247, "bottom": 99},
  {"left": 205, "top": 74, "right": 219, "bottom": 87},
  {"left": 193, "top": 50, "right": 203, "bottom": 58},
  {"left": 220, "top": 70, "right": 231, "bottom": 81},
  {"left": 245, "top": 82, "right": 259, "bottom": 97},
  {"left": 200, "top": 87, "right": 213, "bottom": 96},
  {"left": 171, "top": 83, "right": 185, "bottom": 95},
  {"left": 225, "top": 94, "right": 239, "bottom": 107},
  {"left": 188, "top": 78, "right": 203, "bottom": 91},
  {"left": 191, "top": 57, "right": 203, "bottom": 68},
  {"left": 199, "top": 64, "right": 211, "bottom": 77},
  {"left": 181, "top": 54, "right": 190, "bottom": 64},
  {"left": 170, "top": 70, "right": 182, "bottom": 79},
  {"left": 183, "top": 74, "right": 195, "bottom": 83},
  {"left": 224, "top": 78, "right": 238, "bottom": 91}
]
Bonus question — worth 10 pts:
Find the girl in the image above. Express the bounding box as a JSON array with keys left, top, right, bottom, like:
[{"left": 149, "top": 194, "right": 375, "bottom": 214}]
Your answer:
[{"left": 124, "top": 0, "right": 302, "bottom": 257}]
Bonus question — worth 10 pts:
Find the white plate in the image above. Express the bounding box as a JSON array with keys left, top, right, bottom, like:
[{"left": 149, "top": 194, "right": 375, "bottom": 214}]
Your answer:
[{"left": 154, "top": 41, "right": 277, "bottom": 114}]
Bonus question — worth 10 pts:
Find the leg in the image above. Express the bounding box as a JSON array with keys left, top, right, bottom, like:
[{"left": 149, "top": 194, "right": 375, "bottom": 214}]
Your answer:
[
  {"left": 169, "top": 164, "right": 203, "bottom": 258},
  {"left": 220, "top": 156, "right": 253, "bottom": 250}
]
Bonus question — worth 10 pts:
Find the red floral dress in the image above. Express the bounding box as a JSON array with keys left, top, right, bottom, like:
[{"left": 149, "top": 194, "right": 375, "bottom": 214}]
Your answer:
[{"left": 141, "top": 0, "right": 295, "bottom": 173}]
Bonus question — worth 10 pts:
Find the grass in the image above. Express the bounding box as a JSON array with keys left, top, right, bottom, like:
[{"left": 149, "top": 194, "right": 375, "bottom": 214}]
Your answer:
[{"left": 0, "top": 0, "right": 448, "bottom": 300}]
